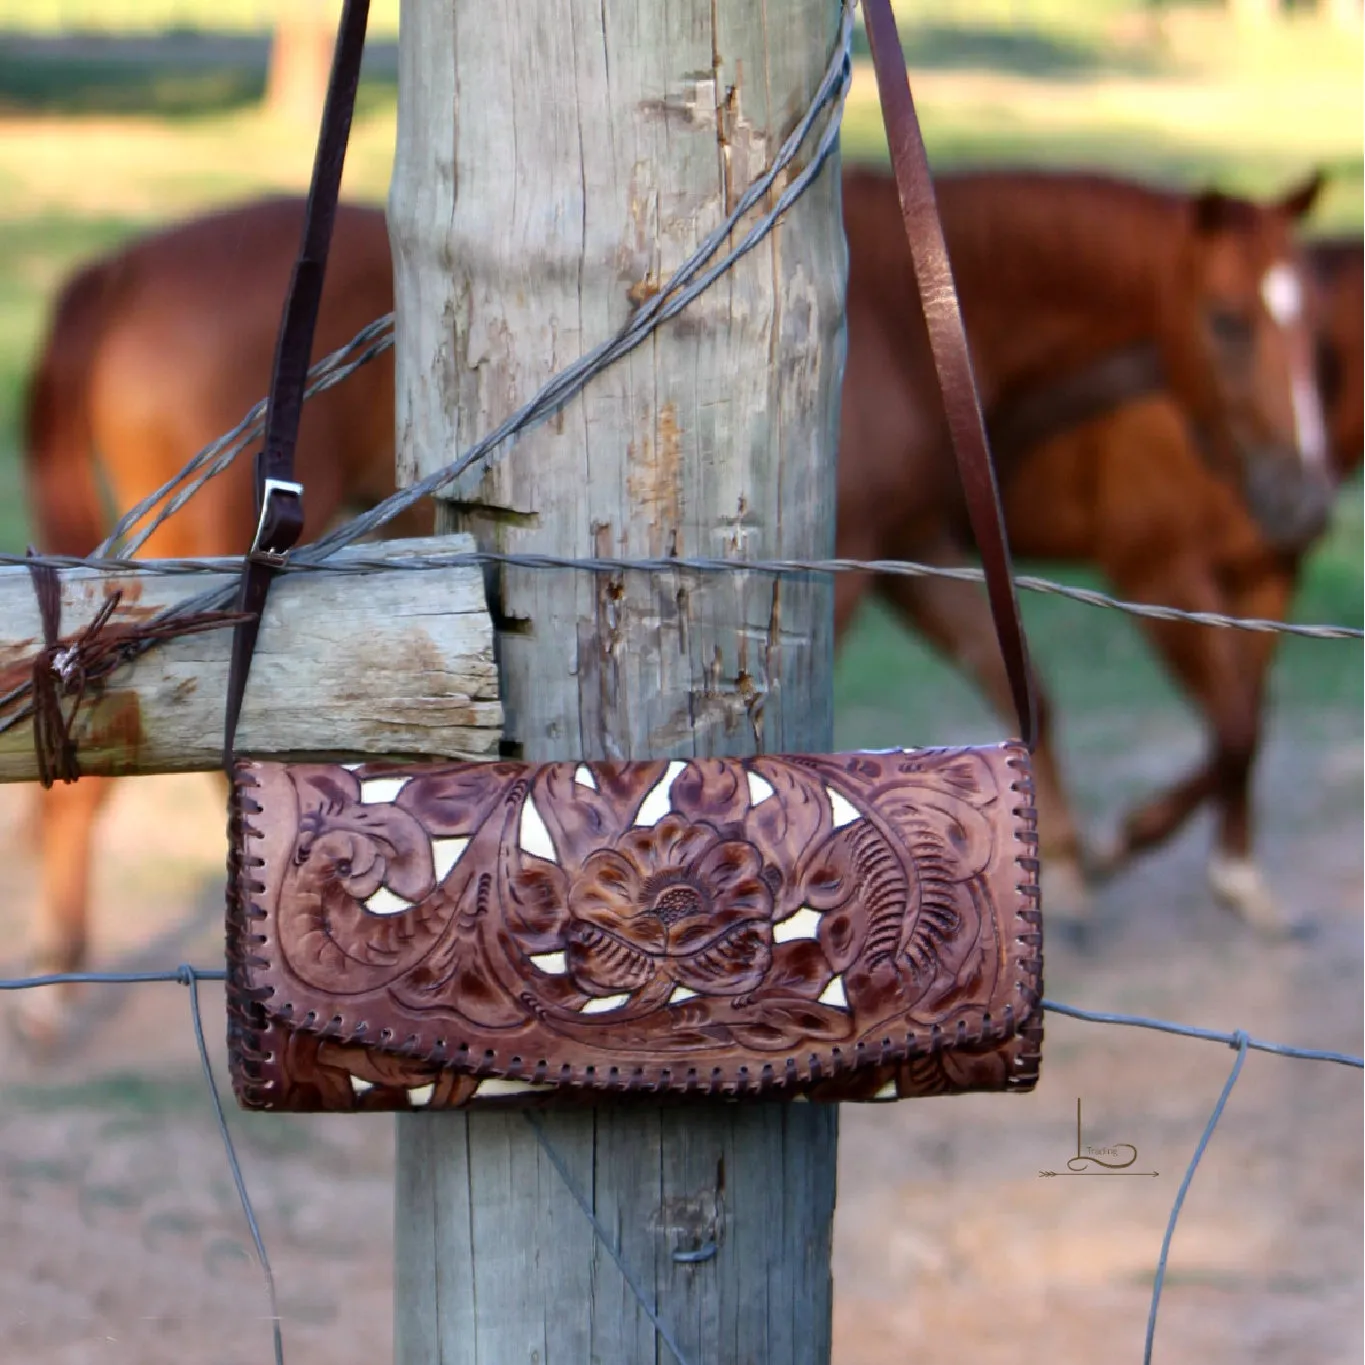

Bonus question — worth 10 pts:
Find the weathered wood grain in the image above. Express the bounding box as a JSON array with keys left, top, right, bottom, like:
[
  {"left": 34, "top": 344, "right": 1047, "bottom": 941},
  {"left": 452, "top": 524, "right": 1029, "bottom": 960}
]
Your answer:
[
  {"left": 0, "top": 534, "right": 501, "bottom": 782},
  {"left": 391, "top": 2, "right": 846, "bottom": 1362}
]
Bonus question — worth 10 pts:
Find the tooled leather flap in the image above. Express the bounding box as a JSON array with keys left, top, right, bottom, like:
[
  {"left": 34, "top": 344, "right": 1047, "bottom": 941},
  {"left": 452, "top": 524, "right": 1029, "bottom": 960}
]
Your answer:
[{"left": 231, "top": 746, "right": 1041, "bottom": 1097}]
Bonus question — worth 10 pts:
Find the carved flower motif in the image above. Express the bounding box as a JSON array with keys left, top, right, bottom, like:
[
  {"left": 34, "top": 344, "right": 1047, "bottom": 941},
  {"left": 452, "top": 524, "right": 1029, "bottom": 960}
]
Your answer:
[{"left": 564, "top": 814, "right": 773, "bottom": 999}]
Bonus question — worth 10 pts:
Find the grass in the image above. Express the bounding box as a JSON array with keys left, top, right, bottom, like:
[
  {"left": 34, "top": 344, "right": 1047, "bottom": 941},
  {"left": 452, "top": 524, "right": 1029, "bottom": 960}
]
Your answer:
[
  {"left": 0, "top": 2, "right": 1359, "bottom": 728},
  {"left": 0, "top": 0, "right": 401, "bottom": 37}
]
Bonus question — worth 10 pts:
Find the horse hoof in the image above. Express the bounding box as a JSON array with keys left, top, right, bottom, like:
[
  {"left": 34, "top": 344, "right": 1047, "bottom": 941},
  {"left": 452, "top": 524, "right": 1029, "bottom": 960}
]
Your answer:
[
  {"left": 5, "top": 987, "right": 79, "bottom": 1057},
  {"left": 1207, "top": 854, "right": 1296, "bottom": 939}
]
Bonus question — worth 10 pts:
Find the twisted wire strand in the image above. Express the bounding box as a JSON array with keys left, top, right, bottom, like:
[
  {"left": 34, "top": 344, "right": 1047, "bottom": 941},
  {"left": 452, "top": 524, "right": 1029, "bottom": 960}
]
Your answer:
[
  {"left": 90, "top": 6, "right": 853, "bottom": 570},
  {"left": 97, "top": 318, "right": 394, "bottom": 560},
  {"left": 3, "top": 548, "right": 1358, "bottom": 643},
  {"left": 300, "top": 1, "right": 857, "bottom": 562}
]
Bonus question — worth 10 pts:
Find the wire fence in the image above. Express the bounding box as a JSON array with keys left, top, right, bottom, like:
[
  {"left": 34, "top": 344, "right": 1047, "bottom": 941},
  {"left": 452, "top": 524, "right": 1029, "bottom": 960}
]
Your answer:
[
  {"left": 0, "top": 2, "right": 1360, "bottom": 682},
  {"left": 0, "top": 962, "right": 1357, "bottom": 1365},
  {"left": 7, "top": 543, "right": 1361, "bottom": 643},
  {"left": 0, "top": 3, "right": 1360, "bottom": 1362}
]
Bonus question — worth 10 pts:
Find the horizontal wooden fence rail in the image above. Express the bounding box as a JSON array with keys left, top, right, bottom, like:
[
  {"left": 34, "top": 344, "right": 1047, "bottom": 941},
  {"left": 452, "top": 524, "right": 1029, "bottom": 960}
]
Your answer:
[{"left": 0, "top": 533, "right": 502, "bottom": 783}]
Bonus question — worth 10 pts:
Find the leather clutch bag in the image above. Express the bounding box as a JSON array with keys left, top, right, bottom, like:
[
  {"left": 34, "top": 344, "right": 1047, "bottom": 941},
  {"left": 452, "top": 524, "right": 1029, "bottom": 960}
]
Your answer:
[
  {"left": 226, "top": 747, "right": 1041, "bottom": 1110},
  {"left": 220, "top": 0, "right": 1045, "bottom": 1113}
]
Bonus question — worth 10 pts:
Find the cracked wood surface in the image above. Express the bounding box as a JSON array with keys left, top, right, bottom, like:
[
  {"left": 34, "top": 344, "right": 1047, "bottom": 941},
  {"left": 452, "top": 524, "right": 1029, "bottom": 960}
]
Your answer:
[
  {"left": 390, "top": 4, "right": 848, "bottom": 1363},
  {"left": 0, "top": 535, "right": 501, "bottom": 782}
]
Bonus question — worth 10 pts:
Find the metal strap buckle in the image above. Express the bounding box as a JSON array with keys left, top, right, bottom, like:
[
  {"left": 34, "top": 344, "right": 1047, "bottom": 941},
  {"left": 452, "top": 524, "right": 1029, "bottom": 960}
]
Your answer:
[{"left": 249, "top": 478, "right": 305, "bottom": 568}]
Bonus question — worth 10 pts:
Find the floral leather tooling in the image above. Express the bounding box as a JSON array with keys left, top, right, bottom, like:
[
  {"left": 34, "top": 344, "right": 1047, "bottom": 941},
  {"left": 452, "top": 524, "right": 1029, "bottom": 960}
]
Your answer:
[{"left": 227, "top": 747, "right": 1042, "bottom": 1110}]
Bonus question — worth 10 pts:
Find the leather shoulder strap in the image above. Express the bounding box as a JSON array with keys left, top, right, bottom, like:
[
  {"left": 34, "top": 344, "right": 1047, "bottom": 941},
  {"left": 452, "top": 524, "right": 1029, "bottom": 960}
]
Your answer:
[
  {"left": 223, "top": 0, "right": 1036, "bottom": 757},
  {"left": 862, "top": 0, "right": 1037, "bottom": 747},
  {"left": 222, "top": 0, "right": 372, "bottom": 765}
]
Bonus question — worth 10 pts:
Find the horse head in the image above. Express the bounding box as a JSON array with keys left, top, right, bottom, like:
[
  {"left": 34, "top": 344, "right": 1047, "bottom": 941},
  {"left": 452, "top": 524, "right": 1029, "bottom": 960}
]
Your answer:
[{"left": 1162, "top": 170, "right": 1334, "bottom": 553}]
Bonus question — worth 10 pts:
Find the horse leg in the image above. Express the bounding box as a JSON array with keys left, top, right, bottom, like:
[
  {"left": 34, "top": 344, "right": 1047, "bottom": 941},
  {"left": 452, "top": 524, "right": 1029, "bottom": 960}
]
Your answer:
[
  {"left": 871, "top": 549, "right": 1092, "bottom": 921},
  {"left": 12, "top": 420, "right": 229, "bottom": 1051},
  {"left": 12, "top": 776, "right": 115, "bottom": 1048},
  {"left": 1202, "top": 570, "right": 1293, "bottom": 933},
  {"left": 1094, "top": 557, "right": 1293, "bottom": 935}
]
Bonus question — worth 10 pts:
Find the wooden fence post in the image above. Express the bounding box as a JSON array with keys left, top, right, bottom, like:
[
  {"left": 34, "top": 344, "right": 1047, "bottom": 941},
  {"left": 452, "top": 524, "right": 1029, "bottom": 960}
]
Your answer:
[{"left": 389, "top": 4, "right": 847, "bottom": 1360}]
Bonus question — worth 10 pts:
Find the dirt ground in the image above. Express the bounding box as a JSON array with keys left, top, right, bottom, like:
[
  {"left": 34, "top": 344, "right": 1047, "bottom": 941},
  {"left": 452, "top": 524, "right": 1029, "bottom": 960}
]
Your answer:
[{"left": 0, "top": 707, "right": 1358, "bottom": 1365}]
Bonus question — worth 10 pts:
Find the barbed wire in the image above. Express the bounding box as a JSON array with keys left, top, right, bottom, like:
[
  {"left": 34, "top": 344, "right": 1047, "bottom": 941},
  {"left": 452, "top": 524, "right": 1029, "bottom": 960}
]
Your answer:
[
  {"left": 0, "top": 963, "right": 1357, "bottom": 1365},
  {"left": 8, "top": 545, "right": 1360, "bottom": 641},
  {"left": 0, "top": 0, "right": 863, "bottom": 741},
  {"left": 96, "top": 315, "right": 395, "bottom": 562},
  {"left": 5, "top": 0, "right": 1356, "bottom": 686},
  {"left": 85, "top": 5, "right": 855, "bottom": 575},
  {"left": 1, "top": 3, "right": 1354, "bottom": 1362}
]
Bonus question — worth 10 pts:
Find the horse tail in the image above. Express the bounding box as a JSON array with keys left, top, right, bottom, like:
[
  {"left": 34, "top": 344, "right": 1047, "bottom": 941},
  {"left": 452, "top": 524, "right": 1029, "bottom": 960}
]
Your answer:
[{"left": 22, "top": 255, "right": 123, "bottom": 555}]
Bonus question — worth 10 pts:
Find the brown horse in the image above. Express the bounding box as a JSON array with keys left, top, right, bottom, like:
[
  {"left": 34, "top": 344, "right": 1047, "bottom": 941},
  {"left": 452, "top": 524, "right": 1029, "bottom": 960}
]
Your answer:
[
  {"left": 993, "top": 231, "right": 1359, "bottom": 934},
  {"left": 12, "top": 172, "right": 1348, "bottom": 1043},
  {"left": 16, "top": 196, "right": 423, "bottom": 1044},
  {"left": 836, "top": 166, "right": 1336, "bottom": 931}
]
